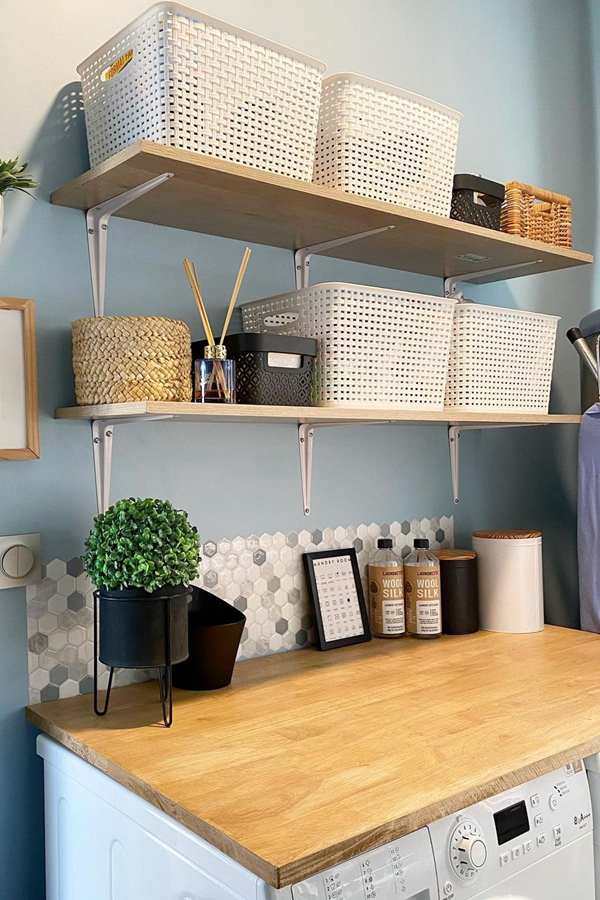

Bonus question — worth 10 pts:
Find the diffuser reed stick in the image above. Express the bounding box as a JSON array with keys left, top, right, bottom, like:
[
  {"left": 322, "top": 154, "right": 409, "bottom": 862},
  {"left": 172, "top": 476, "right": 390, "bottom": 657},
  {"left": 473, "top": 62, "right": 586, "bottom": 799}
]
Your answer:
[
  {"left": 183, "top": 258, "right": 215, "bottom": 345},
  {"left": 220, "top": 247, "right": 251, "bottom": 344}
]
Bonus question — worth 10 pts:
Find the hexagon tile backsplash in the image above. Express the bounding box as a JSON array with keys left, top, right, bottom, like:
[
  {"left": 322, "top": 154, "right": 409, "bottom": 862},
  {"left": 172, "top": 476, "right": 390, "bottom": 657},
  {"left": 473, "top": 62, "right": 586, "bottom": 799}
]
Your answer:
[{"left": 27, "top": 515, "right": 453, "bottom": 703}]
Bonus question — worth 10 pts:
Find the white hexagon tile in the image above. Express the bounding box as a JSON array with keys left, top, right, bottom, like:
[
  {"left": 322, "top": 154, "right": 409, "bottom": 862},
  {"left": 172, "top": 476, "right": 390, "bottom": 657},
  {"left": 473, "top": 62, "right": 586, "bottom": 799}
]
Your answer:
[{"left": 27, "top": 516, "right": 453, "bottom": 703}]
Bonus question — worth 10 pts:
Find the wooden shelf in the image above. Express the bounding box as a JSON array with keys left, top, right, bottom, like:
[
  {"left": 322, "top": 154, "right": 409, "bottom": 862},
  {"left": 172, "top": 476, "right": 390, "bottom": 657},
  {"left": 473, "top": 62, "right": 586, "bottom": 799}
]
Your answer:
[
  {"left": 55, "top": 401, "right": 581, "bottom": 426},
  {"left": 51, "top": 142, "right": 593, "bottom": 283},
  {"left": 55, "top": 401, "right": 582, "bottom": 427}
]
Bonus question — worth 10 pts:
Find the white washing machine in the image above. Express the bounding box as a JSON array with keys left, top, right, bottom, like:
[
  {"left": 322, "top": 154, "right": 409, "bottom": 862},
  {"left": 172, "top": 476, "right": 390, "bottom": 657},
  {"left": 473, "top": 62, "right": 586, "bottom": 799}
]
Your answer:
[{"left": 38, "top": 736, "right": 594, "bottom": 900}]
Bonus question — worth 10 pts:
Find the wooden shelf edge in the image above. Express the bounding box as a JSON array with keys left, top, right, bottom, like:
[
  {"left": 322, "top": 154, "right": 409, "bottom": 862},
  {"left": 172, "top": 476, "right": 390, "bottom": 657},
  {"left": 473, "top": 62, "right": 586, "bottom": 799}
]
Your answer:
[
  {"left": 49, "top": 143, "right": 593, "bottom": 280},
  {"left": 54, "top": 402, "right": 582, "bottom": 427}
]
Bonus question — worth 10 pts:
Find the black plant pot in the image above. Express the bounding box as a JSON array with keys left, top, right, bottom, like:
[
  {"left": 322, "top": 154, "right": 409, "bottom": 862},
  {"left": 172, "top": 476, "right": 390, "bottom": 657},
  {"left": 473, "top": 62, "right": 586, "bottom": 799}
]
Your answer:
[
  {"left": 173, "top": 586, "right": 246, "bottom": 691},
  {"left": 98, "top": 583, "right": 190, "bottom": 669}
]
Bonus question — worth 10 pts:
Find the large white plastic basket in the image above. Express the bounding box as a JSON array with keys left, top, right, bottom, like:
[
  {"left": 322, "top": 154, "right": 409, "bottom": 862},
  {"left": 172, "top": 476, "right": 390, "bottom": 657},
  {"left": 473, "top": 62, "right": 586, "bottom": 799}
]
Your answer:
[
  {"left": 313, "top": 73, "right": 463, "bottom": 216},
  {"left": 445, "top": 303, "right": 559, "bottom": 412},
  {"left": 78, "top": 3, "right": 326, "bottom": 176},
  {"left": 242, "top": 284, "right": 455, "bottom": 408}
]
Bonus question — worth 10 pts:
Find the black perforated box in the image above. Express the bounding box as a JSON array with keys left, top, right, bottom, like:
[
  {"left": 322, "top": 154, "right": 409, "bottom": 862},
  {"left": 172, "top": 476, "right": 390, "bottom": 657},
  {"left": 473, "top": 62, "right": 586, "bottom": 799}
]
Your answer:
[
  {"left": 192, "top": 333, "right": 317, "bottom": 407},
  {"left": 450, "top": 174, "right": 505, "bottom": 230}
]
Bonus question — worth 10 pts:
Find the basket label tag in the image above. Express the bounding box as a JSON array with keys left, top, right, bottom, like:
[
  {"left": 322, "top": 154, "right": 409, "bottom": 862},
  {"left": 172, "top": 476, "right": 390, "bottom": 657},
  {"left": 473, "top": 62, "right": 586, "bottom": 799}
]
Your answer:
[{"left": 101, "top": 49, "right": 134, "bottom": 82}]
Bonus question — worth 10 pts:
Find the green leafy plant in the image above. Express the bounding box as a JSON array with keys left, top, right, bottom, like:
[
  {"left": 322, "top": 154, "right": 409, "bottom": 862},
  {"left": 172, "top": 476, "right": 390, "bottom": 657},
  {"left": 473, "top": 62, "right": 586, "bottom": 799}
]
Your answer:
[
  {"left": 83, "top": 498, "right": 201, "bottom": 592},
  {"left": 0, "top": 157, "right": 38, "bottom": 197}
]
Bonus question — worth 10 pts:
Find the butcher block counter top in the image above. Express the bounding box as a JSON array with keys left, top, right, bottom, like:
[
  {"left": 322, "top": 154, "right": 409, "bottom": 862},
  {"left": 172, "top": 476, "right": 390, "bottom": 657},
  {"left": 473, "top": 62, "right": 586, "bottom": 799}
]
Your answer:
[{"left": 27, "top": 625, "right": 600, "bottom": 888}]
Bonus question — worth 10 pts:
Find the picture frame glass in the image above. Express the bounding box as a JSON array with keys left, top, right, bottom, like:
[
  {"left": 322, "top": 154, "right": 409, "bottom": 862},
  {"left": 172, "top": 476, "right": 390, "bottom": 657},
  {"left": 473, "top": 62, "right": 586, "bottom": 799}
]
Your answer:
[
  {"left": 0, "top": 308, "right": 27, "bottom": 448},
  {"left": 303, "top": 549, "right": 371, "bottom": 650}
]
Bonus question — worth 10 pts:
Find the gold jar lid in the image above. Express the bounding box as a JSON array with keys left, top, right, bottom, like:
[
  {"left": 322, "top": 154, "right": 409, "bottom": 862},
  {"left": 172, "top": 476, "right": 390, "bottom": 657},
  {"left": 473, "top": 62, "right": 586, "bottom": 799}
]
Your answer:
[
  {"left": 472, "top": 530, "right": 542, "bottom": 540},
  {"left": 204, "top": 343, "right": 227, "bottom": 360}
]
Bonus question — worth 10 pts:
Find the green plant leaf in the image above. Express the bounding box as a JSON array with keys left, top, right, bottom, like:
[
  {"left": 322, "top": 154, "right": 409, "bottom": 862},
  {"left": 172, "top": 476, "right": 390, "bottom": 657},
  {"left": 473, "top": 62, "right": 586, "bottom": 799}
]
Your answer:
[{"left": 82, "top": 497, "right": 201, "bottom": 591}]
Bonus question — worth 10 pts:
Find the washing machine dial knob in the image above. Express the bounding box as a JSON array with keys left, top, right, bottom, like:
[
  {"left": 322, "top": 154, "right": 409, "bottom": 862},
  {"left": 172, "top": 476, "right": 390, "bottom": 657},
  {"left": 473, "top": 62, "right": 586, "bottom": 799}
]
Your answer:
[{"left": 450, "top": 821, "right": 488, "bottom": 880}]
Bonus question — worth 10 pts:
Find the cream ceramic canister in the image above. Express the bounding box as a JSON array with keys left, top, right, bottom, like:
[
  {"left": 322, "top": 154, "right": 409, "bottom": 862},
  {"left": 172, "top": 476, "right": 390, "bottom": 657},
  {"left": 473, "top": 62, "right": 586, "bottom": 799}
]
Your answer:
[{"left": 472, "top": 530, "right": 543, "bottom": 634}]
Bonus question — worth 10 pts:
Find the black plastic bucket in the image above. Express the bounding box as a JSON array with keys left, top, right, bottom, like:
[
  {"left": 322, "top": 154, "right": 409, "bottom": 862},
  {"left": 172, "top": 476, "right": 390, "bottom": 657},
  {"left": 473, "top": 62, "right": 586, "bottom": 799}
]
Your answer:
[
  {"left": 173, "top": 586, "right": 246, "bottom": 691},
  {"left": 98, "top": 584, "right": 190, "bottom": 668}
]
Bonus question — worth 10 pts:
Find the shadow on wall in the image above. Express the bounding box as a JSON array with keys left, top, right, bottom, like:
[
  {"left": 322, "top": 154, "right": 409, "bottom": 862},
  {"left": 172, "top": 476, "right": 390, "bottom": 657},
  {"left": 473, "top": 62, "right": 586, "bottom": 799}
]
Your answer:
[{"left": 25, "top": 82, "right": 89, "bottom": 202}]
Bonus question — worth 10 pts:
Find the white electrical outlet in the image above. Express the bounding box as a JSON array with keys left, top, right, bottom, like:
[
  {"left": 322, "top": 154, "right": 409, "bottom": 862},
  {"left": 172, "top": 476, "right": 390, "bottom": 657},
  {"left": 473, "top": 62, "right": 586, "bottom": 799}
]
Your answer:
[{"left": 0, "top": 534, "right": 41, "bottom": 589}]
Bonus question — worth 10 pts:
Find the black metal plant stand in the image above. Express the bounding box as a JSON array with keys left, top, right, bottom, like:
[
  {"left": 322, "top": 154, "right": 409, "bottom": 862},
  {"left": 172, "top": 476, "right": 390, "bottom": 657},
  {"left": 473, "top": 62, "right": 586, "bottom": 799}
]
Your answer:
[{"left": 93, "top": 590, "right": 174, "bottom": 728}]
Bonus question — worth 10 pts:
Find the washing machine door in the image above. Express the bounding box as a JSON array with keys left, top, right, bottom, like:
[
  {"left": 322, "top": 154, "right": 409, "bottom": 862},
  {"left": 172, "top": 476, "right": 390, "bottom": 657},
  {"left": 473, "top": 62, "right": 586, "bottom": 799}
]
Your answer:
[{"left": 465, "top": 833, "right": 594, "bottom": 900}]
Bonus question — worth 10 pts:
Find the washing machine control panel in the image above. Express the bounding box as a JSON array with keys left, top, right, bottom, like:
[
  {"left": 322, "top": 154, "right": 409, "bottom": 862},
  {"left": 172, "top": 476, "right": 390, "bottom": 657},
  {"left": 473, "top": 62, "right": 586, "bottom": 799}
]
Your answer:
[
  {"left": 290, "top": 826, "right": 437, "bottom": 899},
  {"left": 428, "top": 761, "right": 592, "bottom": 900}
]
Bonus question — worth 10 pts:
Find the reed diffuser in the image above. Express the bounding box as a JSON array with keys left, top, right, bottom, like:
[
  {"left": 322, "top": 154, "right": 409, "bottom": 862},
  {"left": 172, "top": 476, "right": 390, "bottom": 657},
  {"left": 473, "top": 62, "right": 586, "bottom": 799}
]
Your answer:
[{"left": 183, "top": 248, "right": 251, "bottom": 403}]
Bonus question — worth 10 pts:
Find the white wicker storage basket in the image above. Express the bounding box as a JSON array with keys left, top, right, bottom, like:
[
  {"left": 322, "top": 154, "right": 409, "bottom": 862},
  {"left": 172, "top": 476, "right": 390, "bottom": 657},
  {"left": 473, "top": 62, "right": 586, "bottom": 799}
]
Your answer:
[
  {"left": 313, "top": 73, "right": 463, "bottom": 216},
  {"left": 78, "top": 3, "right": 326, "bottom": 176},
  {"left": 445, "top": 303, "right": 559, "bottom": 412},
  {"left": 242, "top": 283, "right": 454, "bottom": 408}
]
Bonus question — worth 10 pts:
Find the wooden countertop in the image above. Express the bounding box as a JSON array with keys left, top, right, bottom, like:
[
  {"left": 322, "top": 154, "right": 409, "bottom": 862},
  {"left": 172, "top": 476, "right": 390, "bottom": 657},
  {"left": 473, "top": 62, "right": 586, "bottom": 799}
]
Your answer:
[{"left": 27, "top": 626, "right": 600, "bottom": 888}]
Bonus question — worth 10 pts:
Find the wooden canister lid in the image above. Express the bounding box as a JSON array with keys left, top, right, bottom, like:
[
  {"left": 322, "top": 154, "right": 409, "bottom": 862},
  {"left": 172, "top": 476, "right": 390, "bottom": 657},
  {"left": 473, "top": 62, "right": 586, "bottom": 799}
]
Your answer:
[
  {"left": 472, "top": 530, "right": 542, "bottom": 540},
  {"left": 433, "top": 549, "right": 477, "bottom": 560}
]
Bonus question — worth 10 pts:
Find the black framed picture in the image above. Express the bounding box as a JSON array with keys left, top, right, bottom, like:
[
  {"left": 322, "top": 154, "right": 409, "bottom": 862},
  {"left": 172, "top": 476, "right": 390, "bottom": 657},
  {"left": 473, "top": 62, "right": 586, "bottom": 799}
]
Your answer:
[{"left": 302, "top": 548, "right": 371, "bottom": 650}]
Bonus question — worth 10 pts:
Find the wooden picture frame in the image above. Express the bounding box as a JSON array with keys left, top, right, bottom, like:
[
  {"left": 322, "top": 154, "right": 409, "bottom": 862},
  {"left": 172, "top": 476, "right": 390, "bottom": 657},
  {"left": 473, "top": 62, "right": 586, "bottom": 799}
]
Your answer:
[
  {"left": 0, "top": 297, "right": 39, "bottom": 460},
  {"left": 302, "top": 548, "right": 371, "bottom": 651}
]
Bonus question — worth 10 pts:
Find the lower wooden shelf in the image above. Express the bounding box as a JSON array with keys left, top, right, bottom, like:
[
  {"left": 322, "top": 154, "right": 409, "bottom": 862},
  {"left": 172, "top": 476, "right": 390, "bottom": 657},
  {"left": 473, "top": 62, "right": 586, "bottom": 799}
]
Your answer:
[{"left": 54, "top": 401, "right": 582, "bottom": 428}]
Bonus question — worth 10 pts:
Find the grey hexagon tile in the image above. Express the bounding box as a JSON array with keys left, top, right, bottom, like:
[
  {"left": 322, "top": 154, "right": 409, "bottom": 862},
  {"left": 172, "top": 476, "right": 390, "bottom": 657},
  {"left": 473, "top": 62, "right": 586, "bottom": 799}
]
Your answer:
[
  {"left": 46, "top": 559, "right": 66, "bottom": 581},
  {"left": 311, "top": 529, "right": 323, "bottom": 545},
  {"left": 40, "top": 684, "right": 60, "bottom": 702},
  {"left": 267, "top": 576, "right": 280, "bottom": 592},
  {"left": 296, "top": 629, "right": 308, "bottom": 646},
  {"left": 76, "top": 606, "right": 93, "bottom": 628},
  {"left": 49, "top": 665, "right": 69, "bottom": 685},
  {"left": 79, "top": 676, "right": 94, "bottom": 695},
  {"left": 353, "top": 538, "right": 363, "bottom": 553},
  {"left": 234, "top": 596, "right": 247, "bottom": 612},
  {"left": 436, "top": 528, "right": 445, "bottom": 543},
  {"left": 276, "top": 618, "right": 288, "bottom": 635},
  {"left": 203, "top": 570, "right": 218, "bottom": 588},
  {"left": 203, "top": 541, "right": 217, "bottom": 558},
  {"left": 286, "top": 532, "right": 298, "bottom": 548},
  {"left": 69, "top": 661, "right": 88, "bottom": 682},
  {"left": 57, "top": 609, "right": 76, "bottom": 630},
  {"left": 253, "top": 549, "right": 266, "bottom": 566},
  {"left": 58, "top": 645, "right": 79, "bottom": 666},
  {"left": 66, "top": 557, "right": 84, "bottom": 577},
  {"left": 29, "top": 633, "right": 48, "bottom": 654},
  {"left": 67, "top": 591, "right": 86, "bottom": 612}
]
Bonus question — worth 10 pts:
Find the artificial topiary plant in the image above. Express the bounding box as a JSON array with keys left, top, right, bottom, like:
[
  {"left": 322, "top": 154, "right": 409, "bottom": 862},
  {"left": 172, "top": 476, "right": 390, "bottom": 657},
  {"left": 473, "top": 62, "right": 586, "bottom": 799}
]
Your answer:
[
  {"left": 83, "top": 497, "right": 201, "bottom": 593},
  {"left": 0, "top": 158, "right": 38, "bottom": 197}
]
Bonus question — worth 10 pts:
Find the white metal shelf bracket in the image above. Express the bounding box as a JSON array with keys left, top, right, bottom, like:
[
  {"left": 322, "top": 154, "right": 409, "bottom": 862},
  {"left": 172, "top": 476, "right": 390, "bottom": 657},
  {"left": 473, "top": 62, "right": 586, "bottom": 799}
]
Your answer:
[
  {"left": 91, "top": 415, "right": 173, "bottom": 515},
  {"left": 444, "top": 259, "right": 543, "bottom": 299},
  {"left": 87, "top": 173, "right": 174, "bottom": 316},
  {"left": 299, "top": 420, "right": 392, "bottom": 515},
  {"left": 449, "top": 422, "right": 546, "bottom": 504},
  {"left": 294, "top": 225, "right": 395, "bottom": 290}
]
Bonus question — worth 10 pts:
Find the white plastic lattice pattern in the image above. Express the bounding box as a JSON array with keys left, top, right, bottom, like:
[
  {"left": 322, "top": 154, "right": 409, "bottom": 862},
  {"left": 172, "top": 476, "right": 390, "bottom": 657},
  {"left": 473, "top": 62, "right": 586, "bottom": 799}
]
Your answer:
[
  {"left": 242, "top": 283, "right": 454, "bottom": 408},
  {"left": 78, "top": 3, "right": 326, "bottom": 176},
  {"left": 445, "top": 304, "right": 559, "bottom": 412},
  {"left": 313, "top": 73, "right": 462, "bottom": 216}
]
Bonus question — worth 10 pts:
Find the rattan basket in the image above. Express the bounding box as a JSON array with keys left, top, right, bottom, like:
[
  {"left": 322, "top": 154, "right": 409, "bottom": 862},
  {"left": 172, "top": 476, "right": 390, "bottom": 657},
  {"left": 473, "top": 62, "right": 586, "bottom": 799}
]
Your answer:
[
  {"left": 500, "top": 181, "right": 572, "bottom": 248},
  {"left": 72, "top": 316, "right": 192, "bottom": 405}
]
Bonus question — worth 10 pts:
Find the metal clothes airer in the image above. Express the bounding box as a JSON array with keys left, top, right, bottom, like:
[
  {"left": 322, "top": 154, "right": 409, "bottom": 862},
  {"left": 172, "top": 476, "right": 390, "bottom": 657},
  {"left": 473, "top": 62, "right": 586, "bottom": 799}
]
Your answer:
[{"left": 568, "top": 328, "right": 600, "bottom": 632}]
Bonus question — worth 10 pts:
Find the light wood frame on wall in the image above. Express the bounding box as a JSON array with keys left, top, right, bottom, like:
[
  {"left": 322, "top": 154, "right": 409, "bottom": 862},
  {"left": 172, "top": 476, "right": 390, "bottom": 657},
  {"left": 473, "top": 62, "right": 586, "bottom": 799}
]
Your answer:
[{"left": 0, "top": 297, "right": 39, "bottom": 460}]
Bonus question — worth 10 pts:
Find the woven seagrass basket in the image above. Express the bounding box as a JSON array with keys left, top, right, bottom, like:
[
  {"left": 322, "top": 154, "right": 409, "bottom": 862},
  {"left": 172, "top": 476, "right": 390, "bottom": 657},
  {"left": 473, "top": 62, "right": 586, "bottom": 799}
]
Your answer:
[
  {"left": 72, "top": 316, "right": 192, "bottom": 405},
  {"left": 500, "top": 181, "right": 572, "bottom": 248}
]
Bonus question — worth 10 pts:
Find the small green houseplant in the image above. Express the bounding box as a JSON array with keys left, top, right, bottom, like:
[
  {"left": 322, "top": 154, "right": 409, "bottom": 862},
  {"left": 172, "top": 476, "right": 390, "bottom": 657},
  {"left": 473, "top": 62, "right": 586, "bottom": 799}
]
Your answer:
[
  {"left": 83, "top": 498, "right": 201, "bottom": 716},
  {"left": 0, "top": 158, "right": 38, "bottom": 245}
]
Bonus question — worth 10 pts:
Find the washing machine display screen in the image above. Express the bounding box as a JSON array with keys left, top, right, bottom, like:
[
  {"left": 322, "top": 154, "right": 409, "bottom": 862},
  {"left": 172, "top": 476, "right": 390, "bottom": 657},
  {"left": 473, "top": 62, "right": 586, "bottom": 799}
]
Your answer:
[{"left": 494, "top": 800, "right": 530, "bottom": 845}]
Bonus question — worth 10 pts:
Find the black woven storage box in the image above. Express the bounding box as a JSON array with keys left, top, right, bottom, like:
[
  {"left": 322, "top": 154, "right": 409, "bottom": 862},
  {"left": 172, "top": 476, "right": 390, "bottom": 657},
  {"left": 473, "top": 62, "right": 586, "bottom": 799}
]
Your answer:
[
  {"left": 192, "top": 333, "right": 317, "bottom": 406},
  {"left": 450, "top": 174, "right": 505, "bottom": 230}
]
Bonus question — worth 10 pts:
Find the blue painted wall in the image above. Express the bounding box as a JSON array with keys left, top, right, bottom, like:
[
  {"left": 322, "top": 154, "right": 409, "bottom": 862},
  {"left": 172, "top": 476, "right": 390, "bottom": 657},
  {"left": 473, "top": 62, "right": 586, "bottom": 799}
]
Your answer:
[{"left": 0, "top": 1, "right": 596, "bottom": 895}]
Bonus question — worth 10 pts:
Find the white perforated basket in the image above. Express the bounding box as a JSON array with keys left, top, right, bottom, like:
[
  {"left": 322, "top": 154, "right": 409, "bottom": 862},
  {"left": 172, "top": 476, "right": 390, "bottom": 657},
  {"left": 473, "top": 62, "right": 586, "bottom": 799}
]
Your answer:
[
  {"left": 242, "top": 284, "right": 454, "bottom": 408},
  {"left": 78, "top": 3, "right": 326, "bottom": 175},
  {"left": 445, "top": 303, "right": 559, "bottom": 412},
  {"left": 313, "top": 73, "right": 462, "bottom": 216}
]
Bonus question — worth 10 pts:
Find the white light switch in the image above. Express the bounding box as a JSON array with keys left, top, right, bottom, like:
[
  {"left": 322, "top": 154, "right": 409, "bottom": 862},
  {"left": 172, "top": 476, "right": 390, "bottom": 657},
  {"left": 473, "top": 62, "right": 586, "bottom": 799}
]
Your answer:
[{"left": 0, "top": 534, "right": 41, "bottom": 589}]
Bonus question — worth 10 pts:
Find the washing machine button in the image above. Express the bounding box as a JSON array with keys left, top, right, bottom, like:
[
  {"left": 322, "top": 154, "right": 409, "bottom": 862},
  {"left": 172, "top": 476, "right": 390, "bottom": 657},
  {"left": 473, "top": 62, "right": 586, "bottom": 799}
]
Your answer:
[
  {"left": 530, "top": 793, "right": 540, "bottom": 808},
  {"left": 549, "top": 793, "right": 559, "bottom": 811},
  {"left": 499, "top": 851, "right": 511, "bottom": 866}
]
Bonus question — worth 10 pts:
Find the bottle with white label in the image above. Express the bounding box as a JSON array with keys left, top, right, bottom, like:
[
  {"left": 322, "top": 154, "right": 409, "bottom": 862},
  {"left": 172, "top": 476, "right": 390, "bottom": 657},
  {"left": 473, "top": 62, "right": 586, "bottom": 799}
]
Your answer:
[
  {"left": 404, "top": 538, "right": 442, "bottom": 639},
  {"left": 368, "top": 538, "right": 405, "bottom": 638}
]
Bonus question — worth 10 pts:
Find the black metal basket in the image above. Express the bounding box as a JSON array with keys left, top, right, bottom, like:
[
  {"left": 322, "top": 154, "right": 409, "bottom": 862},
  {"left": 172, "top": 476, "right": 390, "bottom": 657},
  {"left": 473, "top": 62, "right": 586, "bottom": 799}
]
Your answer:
[{"left": 450, "top": 174, "right": 505, "bottom": 231}]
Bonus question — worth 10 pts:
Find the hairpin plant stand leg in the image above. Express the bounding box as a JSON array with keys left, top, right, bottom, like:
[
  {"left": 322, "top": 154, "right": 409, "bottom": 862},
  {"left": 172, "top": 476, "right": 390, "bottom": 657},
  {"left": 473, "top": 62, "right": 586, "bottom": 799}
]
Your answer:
[
  {"left": 157, "top": 596, "right": 173, "bottom": 728},
  {"left": 93, "top": 590, "right": 115, "bottom": 716}
]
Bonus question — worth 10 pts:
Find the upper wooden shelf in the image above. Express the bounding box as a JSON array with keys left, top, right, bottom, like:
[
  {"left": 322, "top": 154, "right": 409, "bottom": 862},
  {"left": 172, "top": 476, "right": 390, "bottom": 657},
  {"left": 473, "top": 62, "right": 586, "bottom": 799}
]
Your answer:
[
  {"left": 51, "top": 142, "right": 593, "bottom": 284},
  {"left": 55, "top": 401, "right": 582, "bottom": 427}
]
